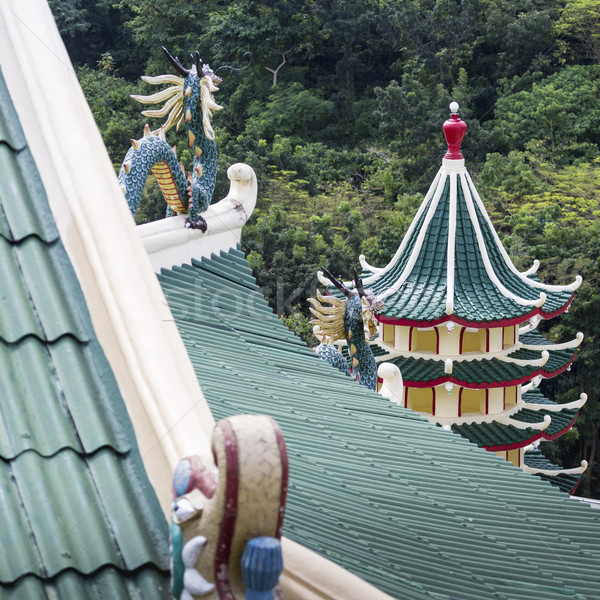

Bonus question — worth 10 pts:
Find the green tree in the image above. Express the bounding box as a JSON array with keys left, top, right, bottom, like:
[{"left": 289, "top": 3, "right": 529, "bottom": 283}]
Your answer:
[{"left": 555, "top": 0, "right": 600, "bottom": 64}]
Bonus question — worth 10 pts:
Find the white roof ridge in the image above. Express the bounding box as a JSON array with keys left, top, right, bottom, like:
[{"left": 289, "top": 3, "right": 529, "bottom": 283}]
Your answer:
[{"left": 465, "top": 171, "right": 582, "bottom": 294}]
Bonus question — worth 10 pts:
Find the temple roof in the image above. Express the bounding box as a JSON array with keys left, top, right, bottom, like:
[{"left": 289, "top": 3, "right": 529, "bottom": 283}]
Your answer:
[
  {"left": 451, "top": 389, "right": 580, "bottom": 451},
  {"left": 0, "top": 68, "right": 169, "bottom": 598},
  {"left": 524, "top": 449, "right": 584, "bottom": 495},
  {"left": 373, "top": 329, "right": 576, "bottom": 388},
  {"left": 159, "top": 247, "right": 600, "bottom": 600},
  {"left": 353, "top": 106, "right": 580, "bottom": 328}
]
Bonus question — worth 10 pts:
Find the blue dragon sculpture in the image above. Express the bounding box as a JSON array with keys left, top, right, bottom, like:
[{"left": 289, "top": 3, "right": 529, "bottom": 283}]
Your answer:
[
  {"left": 118, "top": 47, "right": 222, "bottom": 231},
  {"left": 309, "top": 268, "right": 383, "bottom": 390}
]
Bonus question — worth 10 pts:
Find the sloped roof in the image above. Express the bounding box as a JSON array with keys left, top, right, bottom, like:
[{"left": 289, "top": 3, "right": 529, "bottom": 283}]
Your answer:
[
  {"left": 0, "top": 68, "right": 170, "bottom": 598},
  {"left": 376, "top": 337, "right": 574, "bottom": 388},
  {"left": 159, "top": 247, "right": 600, "bottom": 600},
  {"left": 354, "top": 129, "right": 579, "bottom": 328},
  {"left": 525, "top": 449, "right": 582, "bottom": 494},
  {"left": 450, "top": 389, "right": 579, "bottom": 451}
]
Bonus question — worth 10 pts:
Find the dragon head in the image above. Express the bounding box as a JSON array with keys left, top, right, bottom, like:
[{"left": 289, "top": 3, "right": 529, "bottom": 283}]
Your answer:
[
  {"left": 309, "top": 268, "right": 383, "bottom": 343},
  {"left": 130, "top": 47, "right": 223, "bottom": 140}
]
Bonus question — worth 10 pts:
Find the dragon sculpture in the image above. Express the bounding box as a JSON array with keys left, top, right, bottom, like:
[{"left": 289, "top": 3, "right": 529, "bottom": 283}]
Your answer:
[
  {"left": 308, "top": 268, "right": 383, "bottom": 390},
  {"left": 169, "top": 415, "right": 288, "bottom": 600},
  {"left": 118, "top": 47, "right": 223, "bottom": 231}
]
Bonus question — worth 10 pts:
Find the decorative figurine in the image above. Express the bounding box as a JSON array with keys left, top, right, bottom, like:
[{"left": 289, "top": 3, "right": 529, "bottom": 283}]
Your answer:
[
  {"left": 169, "top": 415, "right": 288, "bottom": 599},
  {"left": 118, "top": 47, "right": 223, "bottom": 231},
  {"left": 308, "top": 268, "right": 383, "bottom": 390}
]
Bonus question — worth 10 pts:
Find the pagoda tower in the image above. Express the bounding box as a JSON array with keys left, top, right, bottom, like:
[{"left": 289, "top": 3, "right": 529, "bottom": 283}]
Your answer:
[{"left": 355, "top": 103, "right": 587, "bottom": 490}]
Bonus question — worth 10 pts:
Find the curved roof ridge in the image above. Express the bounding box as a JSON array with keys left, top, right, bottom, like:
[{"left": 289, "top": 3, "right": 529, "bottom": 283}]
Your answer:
[
  {"left": 459, "top": 172, "right": 545, "bottom": 309},
  {"left": 361, "top": 169, "right": 444, "bottom": 285},
  {"left": 380, "top": 172, "right": 448, "bottom": 300},
  {"left": 465, "top": 171, "right": 582, "bottom": 293}
]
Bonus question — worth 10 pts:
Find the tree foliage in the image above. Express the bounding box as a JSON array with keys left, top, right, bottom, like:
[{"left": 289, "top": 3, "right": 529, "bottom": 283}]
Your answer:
[{"left": 50, "top": 0, "right": 600, "bottom": 499}]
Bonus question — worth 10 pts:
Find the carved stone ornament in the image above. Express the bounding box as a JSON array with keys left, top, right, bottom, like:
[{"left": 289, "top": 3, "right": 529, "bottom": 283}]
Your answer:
[{"left": 170, "top": 415, "right": 288, "bottom": 600}]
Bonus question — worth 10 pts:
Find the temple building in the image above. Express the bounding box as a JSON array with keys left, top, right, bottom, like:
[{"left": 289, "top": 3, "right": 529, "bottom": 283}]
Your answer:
[{"left": 360, "top": 102, "right": 587, "bottom": 490}]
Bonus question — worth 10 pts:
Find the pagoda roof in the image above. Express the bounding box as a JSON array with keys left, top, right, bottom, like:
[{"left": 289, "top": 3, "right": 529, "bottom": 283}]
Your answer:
[
  {"left": 159, "top": 247, "right": 600, "bottom": 600},
  {"left": 524, "top": 449, "right": 586, "bottom": 495},
  {"left": 351, "top": 109, "right": 580, "bottom": 328},
  {"left": 373, "top": 329, "right": 576, "bottom": 388},
  {"left": 0, "top": 69, "right": 169, "bottom": 596},
  {"left": 451, "top": 389, "right": 581, "bottom": 451}
]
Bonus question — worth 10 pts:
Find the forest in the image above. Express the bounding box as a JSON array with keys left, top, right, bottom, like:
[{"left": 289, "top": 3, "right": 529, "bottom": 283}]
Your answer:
[{"left": 49, "top": 0, "right": 600, "bottom": 498}]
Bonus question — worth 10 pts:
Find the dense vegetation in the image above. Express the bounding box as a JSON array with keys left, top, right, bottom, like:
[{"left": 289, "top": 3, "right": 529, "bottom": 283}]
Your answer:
[{"left": 50, "top": 0, "right": 599, "bottom": 498}]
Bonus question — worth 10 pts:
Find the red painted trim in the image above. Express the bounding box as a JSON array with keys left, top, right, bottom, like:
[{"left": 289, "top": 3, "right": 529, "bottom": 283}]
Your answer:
[
  {"left": 485, "top": 389, "right": 489, "bottom": 414},
  {"left": 570, "top": 478, "right": 583, "bottom": 496},
  {"left": 435, "top": 327, "right": 440, "bottom": 354},
  {"left": 398, "top": 355, "right": 575, "bottom": 389},
  {"left": 485, "top": 329, "right": 490, "bottom": 353},
  {"left": 409, "top": 327, "right": 414, "bottom": 351},
  {"left": 458, "top": 387, "right": 463, "bottom": 417},
  {"left": 483, "top": 433, "right": 543, "bottom": 452},
  {"left": 503, "top": 387, "right": 506, "bottom": 411},
  {"left": 268, "top": 417, "right": 289, "bottom": 539},
  {"left": 431, "top": 387, "right": 436, "bottom": 415},
  {"left": 459, "top": 327, "right": 466, "bottom": 354},
  {"left": 543, "top": 415, "right": 579, "bottom": 441},
  {"left": 482, "top": 414, "right": 579, "bottom": 452},
  {"left": 376, "top": 294, "right": 574, "bottom": 329},
  {"left": 214, "top": 419, "right": 239, "bottom": 600}
]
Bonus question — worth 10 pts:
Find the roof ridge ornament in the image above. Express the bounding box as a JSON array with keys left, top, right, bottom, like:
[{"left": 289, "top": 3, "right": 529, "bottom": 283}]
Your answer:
[{"left": 443, "top": 101, "right": 467, "bottom": 160}]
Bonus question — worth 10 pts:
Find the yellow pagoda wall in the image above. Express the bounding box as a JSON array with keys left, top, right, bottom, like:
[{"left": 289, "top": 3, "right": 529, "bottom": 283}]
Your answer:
[
  {"left": 378, "top": 323, "right": 523, "bottom": 418},
  {"left": 378, "top": 323, "right": 519, "bottom": 355}
]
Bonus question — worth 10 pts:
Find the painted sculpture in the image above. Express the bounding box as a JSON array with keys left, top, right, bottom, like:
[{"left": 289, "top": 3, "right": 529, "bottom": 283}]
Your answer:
[
  {"left": 170, "top": 415, "right": 288, "bottom": 600},
  {"left": 118, "top": 47, "right": 223, "bottom": 231},
  {"left": 308, "top": 268, "right": 383, "bottom": 390}
]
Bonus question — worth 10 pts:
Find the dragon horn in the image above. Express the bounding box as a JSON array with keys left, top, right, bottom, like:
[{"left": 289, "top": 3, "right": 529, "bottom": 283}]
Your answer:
[
  {"left": 162, "top": 46, "right": 190, "bottom": 77},
  {"left": 321, "top": 267, "right": 352, "bottom": 298},
  {"left": 194, "top": 51, "right": 203, "bottom": 76},
  {"left": 354, "top": 269, "right": 366, "bottom": 298}
]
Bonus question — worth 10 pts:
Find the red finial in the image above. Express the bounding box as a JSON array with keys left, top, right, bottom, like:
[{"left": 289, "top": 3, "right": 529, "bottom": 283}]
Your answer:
[{"left": 443, "top": 101, "right": 467, "bottom": 160}]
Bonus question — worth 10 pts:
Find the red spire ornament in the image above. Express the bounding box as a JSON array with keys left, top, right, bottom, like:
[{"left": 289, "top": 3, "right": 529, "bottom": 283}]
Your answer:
[{"left": 443, "top": 101, "right": 467, "bottom": 160}]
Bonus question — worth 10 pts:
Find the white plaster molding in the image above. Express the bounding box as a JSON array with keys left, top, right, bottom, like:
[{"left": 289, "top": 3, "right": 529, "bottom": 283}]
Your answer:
[
  {"left": 500, "top": 413, "right": 551, "bottom": 431},
  {"left": 465, "top": 171, "right": 582, "bottom": 293},
  {"left": 361, "top": 169, "right": 443, "bottom": 285},
  {"left": 442, "top": 158, "right": 465, "bottom": 171},
  {"left": 377, "top": 362, "right": 404, "bottom": 406},
  {"left": 521, "top": 260, "right": 540, "bottom": 276},
  {"left": 460, "top": 173, "right": 545, "bottom": 308},
  {"left": 522, "top": 460, "right": 588, "bottom": 476},
  {"left": 445, "top": 171, "right": 457, "bottom": 315},
  {"left": 428, "top": 400, "right": 526, "bottom": 427},
  {"left": 0, "top": 1, "right": 216, "bottom": 513},
  {"left": 280, "top": 538, "right": 396, "bottom": 600},
  {"left": 372, "top": 338, "right": 552, "bottom": 365},
  {"left": 496, "top": 350, "right": 549, "bottom": 368},
  {"left": 521, "top": 332, "right": 583, "bottom": 351},
  {"left": 526, "top": 393, "right": 588, "bottom": 412},
  {"left": 380, "top": 173, "right": 448, "bottom": 299},
  {"left": 138, "top": 163, "right": 257, "bottom": 272},
  {"left": 358, "top": 253, "right": 383, "bottom": 274}
]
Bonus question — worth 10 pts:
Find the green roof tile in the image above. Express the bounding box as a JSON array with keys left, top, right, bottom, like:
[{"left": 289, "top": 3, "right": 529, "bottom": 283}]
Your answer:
[
  {"left": 160, "top": 247, "right": 600, "bottom": 600},
  {"left": 0, "top": 68, "right": 169, "bottom": 597},
  {"left": 356, "top": 168, "right": 574, "bottom": 326}
]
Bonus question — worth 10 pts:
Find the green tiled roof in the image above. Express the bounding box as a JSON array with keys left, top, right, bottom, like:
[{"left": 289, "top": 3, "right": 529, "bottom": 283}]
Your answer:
[
  {"left": 378, "top": 338, "right": 573, "bottom": 387},
  {"left": 159, "top": 247, "right": 600, "bottom": 600},
  {"left": 451, "top": 389, "right": 579, "bottom": 450},
  {"left": 451, "top": 420, "right": 540, "bottom": 449},
  {"left": 359, "top": 171, "right": 573, "bottom": 325},
  {"left": 524, "top": 449, "right": 582, "bottom": 494},
  {"left": 0, "top": 69, "right": 169, "bottom": 597}
]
